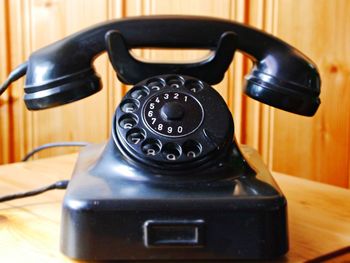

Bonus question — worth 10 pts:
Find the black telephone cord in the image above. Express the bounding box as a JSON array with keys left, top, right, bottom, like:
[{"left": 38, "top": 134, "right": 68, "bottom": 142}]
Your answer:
[
  {"left": 22, "top": 141, "right": 89, "bottom": 161},
  {"left": 0, "top": 180, "right": 69, "bottom": 202},
  {"left": 0, "top": 141, "right": 90, "bottom": 203},
  {"left": 0, "top": 62, "right": 28, "bottom": 96}
]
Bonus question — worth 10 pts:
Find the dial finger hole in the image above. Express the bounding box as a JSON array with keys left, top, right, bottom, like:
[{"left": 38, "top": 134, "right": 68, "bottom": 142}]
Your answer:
[
  {"left": 185, "top": 80, "right": 204, "bottom": 93},
  {"left": 120, "top": 99, "right": 139, "bottom": 113},
  {"left": 130, "top": 86, "right": 149, "bottom": 100},
  {"left": 141, "top": 138, "right": 162, "bottom": 156},
  {"left": 118, "top": 114, "right": 138, "bottom": 129},
  {"left": 162, "top": 142, "right": 182, "bottom": 161},
  {"left": 183, "top": 140, "right": 202, "bottom": 159},
  {"left": 147, "top": 77, "right": 165, "bottom": 92},
  {"left": 126, "top": 128, "right": 146, "bottom": 145},
  {"left": 166, "top": 76, "right": 184, "bottom": 89}
]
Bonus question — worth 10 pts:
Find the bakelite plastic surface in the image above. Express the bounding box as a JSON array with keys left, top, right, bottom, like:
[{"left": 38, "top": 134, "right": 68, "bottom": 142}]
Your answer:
[
  {"left": 61, "top": 142, "right": 288, "bottom": 260},
  {"left": 22, "top": 16, "right": 320, "bottom": 115}
]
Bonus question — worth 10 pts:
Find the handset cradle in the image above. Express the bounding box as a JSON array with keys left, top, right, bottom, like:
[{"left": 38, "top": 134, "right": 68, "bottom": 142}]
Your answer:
[{"left": 105, "top": 30, "right": 237, "bottom": 85}]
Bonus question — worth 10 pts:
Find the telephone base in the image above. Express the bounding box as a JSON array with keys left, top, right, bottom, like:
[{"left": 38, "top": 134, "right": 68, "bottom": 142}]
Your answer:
[{"left": 60, "top": 142, "right": 288, "bottom": 261}]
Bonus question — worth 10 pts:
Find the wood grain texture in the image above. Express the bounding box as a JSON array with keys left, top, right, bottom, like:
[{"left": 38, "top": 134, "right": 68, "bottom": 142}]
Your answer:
[
  {"left": 0, "top": 0, "right": 349, "bottom": 189},
  {"left": 27, "top": 0, "right": 111, "bottom": 159},
  {"left": 106, "top": 0, "right": 126, "bottom": 133},
  {"left": 244, "top": 0, "right": 278, "bottom": 168},
  {"left": 243, "top": 0, "right": 350, "bottom": 188},
  {"left": 0, "top": 0, "right": 10, "bottom": 164},
  {"left": 0, "top": 152, "right": 350, "bottom": 262},
  {"left": 6, "top": 0, "right": 32, "bottom": 163},
  {"left": 0, "top": 154, "right": 74, "bottom": 263},
  {"left": 268, "top": 0, "right": 350, "bottom": 188}
]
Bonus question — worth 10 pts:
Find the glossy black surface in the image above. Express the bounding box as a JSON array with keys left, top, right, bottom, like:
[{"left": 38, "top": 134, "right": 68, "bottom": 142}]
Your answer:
[
  {"left": 106, "top": 30, "right": 237, "bottom": 85},
  {"left": 115, "top": 74, "right": 234, "bottom": 167},
  {"left": 21, "top": 15, "right": 320, "bottom": 115},
  {"left": 61, "top": 142, "right": 288, "bottom": 260}
]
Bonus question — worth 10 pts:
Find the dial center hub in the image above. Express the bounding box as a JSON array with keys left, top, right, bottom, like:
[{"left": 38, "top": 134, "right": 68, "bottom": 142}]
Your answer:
[{"left": 160, "top": 102, "right": 185, "bottom": 121}]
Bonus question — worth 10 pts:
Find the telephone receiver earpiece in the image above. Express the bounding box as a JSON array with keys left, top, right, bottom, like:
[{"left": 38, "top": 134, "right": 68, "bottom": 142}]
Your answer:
[{"left": 4, "top": 16, "right": 320, "bottom": 116}]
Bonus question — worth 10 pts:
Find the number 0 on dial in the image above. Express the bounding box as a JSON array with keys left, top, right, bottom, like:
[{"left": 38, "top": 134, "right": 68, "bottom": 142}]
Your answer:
[{"left": 143, "top": 92, "right": 203, "bottom": 138}]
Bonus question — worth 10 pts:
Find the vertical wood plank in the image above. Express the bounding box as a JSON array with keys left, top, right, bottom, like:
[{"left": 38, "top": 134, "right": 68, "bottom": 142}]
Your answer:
[
  {"left": 245, "top": 0, "right": 278, "bottom": 166},
  {"left": 270, "top": 0, "right": 350, "bottom": 187},
  {"left": 0, "top": 0, "right": 10, "bottom": 163},
  {"left": 124, "top": 0, "right": 233, "bottom": 99},
  {"left": 106, "top": 0, "right": 127, "bottom": 133},
  {"left": 229, "top": 0, "right": 246, "bottom": 143},
  {"left": 7, "top": 0, "right": 33, "bottom": 162},
  {"left": 260, "top": 0, "right": 278, "bottom": 168},
  {"left": 243, "top": 0, "right": 264, "bottom": 152},
  {"left": 8, "top": 0, "right": 112, "bottom": 160},
  {"left": 247, "top": 0, "right": 350, "bottom": 187}
]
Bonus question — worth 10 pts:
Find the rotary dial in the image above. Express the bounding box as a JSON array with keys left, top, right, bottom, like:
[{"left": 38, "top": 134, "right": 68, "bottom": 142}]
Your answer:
[{"left": 114, "top": 75, "right": 233, "bottom": 166}]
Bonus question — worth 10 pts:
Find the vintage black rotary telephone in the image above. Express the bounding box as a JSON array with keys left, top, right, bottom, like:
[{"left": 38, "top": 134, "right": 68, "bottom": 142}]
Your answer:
[{"left": 0, "top": 16, "right": 320, "bottom": 260}]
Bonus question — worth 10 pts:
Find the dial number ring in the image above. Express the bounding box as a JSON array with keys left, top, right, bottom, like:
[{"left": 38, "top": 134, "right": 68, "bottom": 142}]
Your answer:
[{"left": 143, "top": 91, "right": 204, "bottom": 138}]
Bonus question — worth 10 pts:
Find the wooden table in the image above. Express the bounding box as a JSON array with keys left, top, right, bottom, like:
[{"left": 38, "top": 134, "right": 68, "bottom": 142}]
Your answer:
[{"left": 0, "top": 153, "right": 349, "bottom": 262}]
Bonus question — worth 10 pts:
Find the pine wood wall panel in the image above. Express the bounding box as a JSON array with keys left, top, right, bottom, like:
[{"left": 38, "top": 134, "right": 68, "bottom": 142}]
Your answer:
[
  {"left": 244, "top": 0, "right": 278, "bottom": 166},
  {"left": 106, "top": 0, "right": 126, "bottom": 131},
  {"left": 31, "top": 0, "right": 111, "bottom": 159},
  {"left": 5, "top": 0, "right": 116, "bottom": 160},
  {"left": 0, "top": 0, "right": 10, "bottom": 163},
  {"left": 1, "top": 0, "right": 349, "bottom": 189},
  {"left": 141, "top": 0, "right": 232, "bottom": 104},
  {"left": 267, "top": 0, "right": 350, "bottom": 188},
  {"left": 228, "top": 0, "right": 246, "bottom": 143},
  {"left": 7, "top": 0, "right": 30, "bottom": 162}
]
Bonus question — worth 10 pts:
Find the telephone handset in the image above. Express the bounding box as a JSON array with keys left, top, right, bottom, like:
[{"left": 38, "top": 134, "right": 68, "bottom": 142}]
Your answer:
[
  {"left": 1, "top": 16, "right": 320, "bottom": 260},
  {"left": 3, "top": 16, "right": 320, "bottom": 115}
]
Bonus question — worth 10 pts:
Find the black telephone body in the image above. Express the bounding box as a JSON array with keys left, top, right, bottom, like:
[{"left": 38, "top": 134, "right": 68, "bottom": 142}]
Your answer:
[{"left": 2, "top": 16, "right": 320, "bottom": 260}]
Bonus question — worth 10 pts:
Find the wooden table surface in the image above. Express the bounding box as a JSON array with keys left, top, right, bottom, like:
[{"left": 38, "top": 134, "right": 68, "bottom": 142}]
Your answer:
[{"left": 0, "top": 153, "right": 350, "bottom": 262}]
